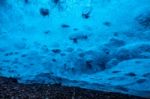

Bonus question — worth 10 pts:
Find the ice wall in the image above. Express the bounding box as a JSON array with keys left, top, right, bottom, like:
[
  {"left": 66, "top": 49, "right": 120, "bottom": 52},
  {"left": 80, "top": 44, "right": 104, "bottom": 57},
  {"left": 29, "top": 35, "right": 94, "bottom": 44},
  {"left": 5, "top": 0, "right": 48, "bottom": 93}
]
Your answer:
[{"left": 0, "top": 0, "right": 150, "bottom": 98}]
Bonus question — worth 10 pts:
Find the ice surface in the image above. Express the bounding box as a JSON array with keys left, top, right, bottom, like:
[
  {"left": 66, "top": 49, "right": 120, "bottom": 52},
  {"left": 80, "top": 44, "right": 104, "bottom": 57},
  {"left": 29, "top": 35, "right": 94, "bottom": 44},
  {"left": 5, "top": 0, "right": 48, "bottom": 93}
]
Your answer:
[{"left": 0, "top": 0, "right": 150, "bottom": 98}]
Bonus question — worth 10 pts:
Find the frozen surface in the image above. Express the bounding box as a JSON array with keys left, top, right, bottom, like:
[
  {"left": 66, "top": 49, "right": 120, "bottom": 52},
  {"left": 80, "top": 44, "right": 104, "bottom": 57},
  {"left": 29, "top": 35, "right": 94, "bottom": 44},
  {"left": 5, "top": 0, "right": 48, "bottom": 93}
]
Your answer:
[{"left": 0, "top": 0, "right": 150, "bottom": 98}]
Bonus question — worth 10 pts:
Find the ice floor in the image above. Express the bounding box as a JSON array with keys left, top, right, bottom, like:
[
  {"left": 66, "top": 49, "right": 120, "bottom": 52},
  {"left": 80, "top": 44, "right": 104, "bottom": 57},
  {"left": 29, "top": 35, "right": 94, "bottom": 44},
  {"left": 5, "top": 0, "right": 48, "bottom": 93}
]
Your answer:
[{"left": 0, "top": 0, "right": 150, "bottom": 98}]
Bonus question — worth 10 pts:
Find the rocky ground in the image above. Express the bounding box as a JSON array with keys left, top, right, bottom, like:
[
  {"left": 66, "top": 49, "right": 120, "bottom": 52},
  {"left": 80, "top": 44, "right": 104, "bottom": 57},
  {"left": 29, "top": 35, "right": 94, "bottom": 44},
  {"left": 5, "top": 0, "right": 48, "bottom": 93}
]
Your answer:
[{"left": 0, "top": 76, "right": 146, "bottom": 99}]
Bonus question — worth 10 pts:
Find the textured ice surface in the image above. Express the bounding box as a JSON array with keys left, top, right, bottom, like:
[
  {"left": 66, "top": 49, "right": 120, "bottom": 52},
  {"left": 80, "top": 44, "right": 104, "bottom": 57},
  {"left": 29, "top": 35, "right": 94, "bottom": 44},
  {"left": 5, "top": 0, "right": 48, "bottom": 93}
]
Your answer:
[{"left": 0, "top": 0, "right": 150, "bottom": 98}]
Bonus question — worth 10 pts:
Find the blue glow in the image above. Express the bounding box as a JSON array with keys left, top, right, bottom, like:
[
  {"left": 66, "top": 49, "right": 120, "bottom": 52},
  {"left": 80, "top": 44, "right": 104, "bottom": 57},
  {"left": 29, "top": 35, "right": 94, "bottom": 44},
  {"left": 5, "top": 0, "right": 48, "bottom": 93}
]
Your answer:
[{"left": 0, "top": 0, "right": 150, "bottom": 98}]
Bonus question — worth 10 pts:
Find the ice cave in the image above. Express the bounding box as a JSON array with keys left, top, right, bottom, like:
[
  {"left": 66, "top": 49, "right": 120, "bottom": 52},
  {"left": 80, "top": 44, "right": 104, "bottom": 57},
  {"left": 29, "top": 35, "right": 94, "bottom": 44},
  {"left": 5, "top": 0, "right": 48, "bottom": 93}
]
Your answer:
[{"left": 0, "top": 0, "right": 150, "bottom": 98}]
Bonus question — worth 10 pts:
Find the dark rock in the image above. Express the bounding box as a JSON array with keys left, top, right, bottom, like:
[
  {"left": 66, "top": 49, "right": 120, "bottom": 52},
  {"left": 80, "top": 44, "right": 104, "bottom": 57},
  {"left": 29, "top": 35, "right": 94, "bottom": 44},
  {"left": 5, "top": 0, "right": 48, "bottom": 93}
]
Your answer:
[
  {"left": 9, "top": 77, "right": 18, "bottom": 83},
  {"left": 0, "top": 76, "right": 145, "bottom": 99}
]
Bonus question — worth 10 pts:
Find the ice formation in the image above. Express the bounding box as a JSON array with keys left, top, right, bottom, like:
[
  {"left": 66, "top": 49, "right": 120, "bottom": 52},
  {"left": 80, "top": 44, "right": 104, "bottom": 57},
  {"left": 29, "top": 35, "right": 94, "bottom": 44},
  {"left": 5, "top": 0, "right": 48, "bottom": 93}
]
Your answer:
[{"left": 0, "top": 0, "right": 150, "bottom": 98}]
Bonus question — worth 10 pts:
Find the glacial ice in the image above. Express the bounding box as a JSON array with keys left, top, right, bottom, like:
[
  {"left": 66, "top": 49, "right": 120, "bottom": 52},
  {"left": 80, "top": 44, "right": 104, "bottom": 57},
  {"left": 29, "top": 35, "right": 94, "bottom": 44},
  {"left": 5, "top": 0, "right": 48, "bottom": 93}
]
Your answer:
[{"left": 0, "top": 0, "right": 150, "bottom": 98}]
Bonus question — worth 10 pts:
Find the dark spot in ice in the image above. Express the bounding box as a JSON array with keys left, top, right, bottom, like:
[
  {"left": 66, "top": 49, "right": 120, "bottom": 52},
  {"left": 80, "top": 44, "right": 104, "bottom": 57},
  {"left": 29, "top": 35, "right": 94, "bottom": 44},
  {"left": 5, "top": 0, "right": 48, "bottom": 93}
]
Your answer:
[
  {"left": 112, "top": 70, "right": 121, "bottom": 73},
  {"left": 2, "top": 60, "right": 10, "bottom": 63},
  {"left": 103, "top": 21, "right": 111, "bottom": 27},
  {"left": 66, "top": 47, "right": 73, "bottom": 52},
  {"left": 24, "top": 0, "right": 29, "bottom": 4},
  {"left": 125, "top": 72, "right": 136, "bottom": 77},
  {"left": 30, "top": 63, "right": 34, "bottom": 66},
  {"left": 51, "top": 49, "right": 61, "bottom": 53},
  {"left": 138, "top": 44, "right": 150, "bottom": 52},
  {"left": 78, "top": 53, "right": 85, "bottom": 57},
  {"left": 41, "top": 45, "right": 49, "bottom": 53},
  {"left": 8, "top": 70, "right": 15, "bottom": 73},
  {"left": 73, "top": 28, "right": 78, "bottom": 31},
  {"left": 108, "top": 77, "right": 116, "bottom": 80},
  {"left": 115, "top": 49, "right": 131, "bottom": 61},
  {"left": 69, "top": 34, "right": 88, "bottom": 44},
  {"left": 98, "top": 61, "right": 106, "bottom": 70},
  {"left": 0, "top": 48, "right": 6, "bottom": 52},
  {"left": 136, "top": 79, "right": 146, "bottom": 83},
  {"left": 66, "top": 47, "right": 74, "bottom": 52},
  {"left": 135, "top": 60, "right": 142, "bottom": 64},
  {"left": 21, "top": 54, "right": 27, "bottom": 57},
  {"left": 135, "top": 11, "right": 150, "bottom": 29},
  {"left": 105, "top": 51, "right": 110, "bottom": 55},
  {"left": 12, "top": 58, "right": 19, "bottom": 64},
  {"left": 60, "top": 53, "right": 66, "bottom": 56},
  {"left": 52, "top": 59, "right": 57, "bottom": 62},
  {"left": 23, "top": 65, "right": 27, "bottom": 67},
  {"left": 14, "top": 42, "right": 27, "bottom": 50},
  {"left": 40, "top": 8, "right": 49, "bottom": 16},
  {"left": 61, "top": 24, "right": 70, "bottom": 28},
  {"left": 109, "top": 38, "right": 126, "bottom": 47},
  {"left": 82, "top": 13, "right": 90, "bottom": 19},
  {"left": 44, "top": 30, "right": 50, "bottom": 34},
  {"left": 14, "top": 52, "right": 19, "bottom": 55},
  {"left": 0, "top": 0, "right": 6, "bottom": 6},
  {"left": 113, "top": 32, "right": 119, "bottom": 37},
  {"left": 143, "top": 73, "right": 150, "bottom": 77},
  {"left": 52, "top": 0, "right": 59, "bottom": 4},
  {"left": 4, "top": 52, "right": 13, "bottom": 56},
  {"left": 51, "top": 0, "right": 65, "bottom": 11},
  {"left": 102, "top": 47, "right": 110, "bottom": 55},
  {"left": 85, "top": 60, "right": 93, "bottom": 69},
  {"left": 71, "top": 38, "right": 78, "bottom": 43}
]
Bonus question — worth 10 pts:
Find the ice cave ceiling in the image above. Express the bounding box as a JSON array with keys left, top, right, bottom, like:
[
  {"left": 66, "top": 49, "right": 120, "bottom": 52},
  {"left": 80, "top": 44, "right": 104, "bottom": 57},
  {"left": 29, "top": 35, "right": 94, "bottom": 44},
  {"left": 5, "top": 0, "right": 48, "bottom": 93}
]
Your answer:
[{"left": 0, "top": 0, "right": 150, "bottom": 98}]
